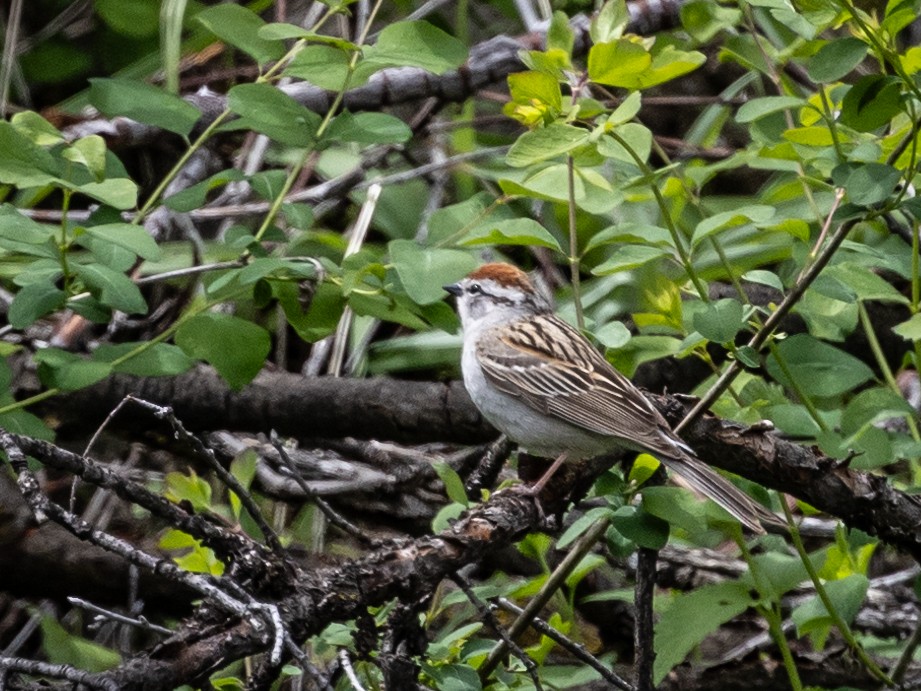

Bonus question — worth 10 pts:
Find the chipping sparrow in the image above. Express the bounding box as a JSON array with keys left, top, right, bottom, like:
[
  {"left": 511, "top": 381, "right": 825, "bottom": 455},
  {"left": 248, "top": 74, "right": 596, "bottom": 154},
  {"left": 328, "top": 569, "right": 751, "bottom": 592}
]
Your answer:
[{"left": 445, "top": 262, "right": 769, "bottom": 534}]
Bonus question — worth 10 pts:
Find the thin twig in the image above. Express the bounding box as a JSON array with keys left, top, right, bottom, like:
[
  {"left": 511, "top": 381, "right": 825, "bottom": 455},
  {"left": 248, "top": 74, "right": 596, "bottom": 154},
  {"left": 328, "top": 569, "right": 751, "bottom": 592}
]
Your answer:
[
  {"left": 269, "top": 432, "right": 381, "bottom": 548},
  {"left": 0, "top": 657, "right": 119, "bottom": 691},
  {"left": 67, "top": 597, "right": 173, "bottom": 636},
  {"left": 496, "top": 598, "right": 635, "bottom": 691},
  {"left": 451, "top": 573, "right": 543, "bottom": 690}
]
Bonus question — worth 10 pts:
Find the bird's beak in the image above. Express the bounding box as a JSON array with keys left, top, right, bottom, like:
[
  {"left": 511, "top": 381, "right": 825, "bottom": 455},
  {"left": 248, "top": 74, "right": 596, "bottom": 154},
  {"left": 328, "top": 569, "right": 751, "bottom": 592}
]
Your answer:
[{"left": 443, "top": 283, "right": 462, "bottom": 297}]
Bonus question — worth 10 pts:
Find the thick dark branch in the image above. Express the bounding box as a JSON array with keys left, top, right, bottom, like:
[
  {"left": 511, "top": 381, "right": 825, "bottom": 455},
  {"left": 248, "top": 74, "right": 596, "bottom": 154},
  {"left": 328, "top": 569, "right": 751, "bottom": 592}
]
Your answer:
[{"left": 41, "top": 368, "right": 491, "bottom": 445}]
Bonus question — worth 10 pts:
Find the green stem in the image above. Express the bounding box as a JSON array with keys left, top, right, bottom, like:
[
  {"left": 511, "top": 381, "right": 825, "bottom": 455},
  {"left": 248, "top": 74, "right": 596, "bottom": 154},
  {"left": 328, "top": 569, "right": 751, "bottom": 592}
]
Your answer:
[
  {"left": 857, "top": 301, "right": 921, "bottom": 481},
  {"left": 0, "top": 387, "right": 61, "bottom": 416},
  {"left": 251, "top": 0, "right": 384, "bottom": 246},
  {"left": 780, "top": 499, "right": 895, "bottom": 687},
  {"left": 134, "top": 110, "right": 232, "bottom": 222},
  {"left": 737, "top": 538, "right": 802, "bottom": 691},
  {"left": 606, "top": 129, "right": 708, "bottom": 301},
  {"left": 767, "top": 341, "right": 827, "bottom": 432},
  {"left": 911, "top": 219, "right": 921, "bottom": 379},
  {"left": 58, "top": 188, "right": 73, "bottom": 293},
  {"left": 567, "top": 155, "right": 584, "bottom": 330}
]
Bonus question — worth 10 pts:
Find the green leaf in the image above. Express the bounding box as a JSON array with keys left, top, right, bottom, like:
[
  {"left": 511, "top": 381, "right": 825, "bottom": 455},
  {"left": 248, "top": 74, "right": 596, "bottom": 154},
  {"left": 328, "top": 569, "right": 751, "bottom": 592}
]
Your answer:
[
  {"left": 72, "top": 178, "right": 138, "bottom": 210},
  {"left": 508, "top": 70, "right": 562, "bottom": 112},
  {"left": 547, "top": 10, "right": 575, "bottom": 57},
  {"left": 8, "top": 281, "right": 66, "bottom": 328},
  {"left": 63, "top": 135, "right": 107, "bottom": 181},
  {"left": 681, "top": 0, "right": 742, "bottom": 43},
  {"left": 283, "top": 45, "right": 351, "bottom": 90},
  {"left": 506, "top": 123, "right": 590, "bottom": 167},
  {"left": 558, "top": 506, "right": 612, "bottom": 549},
  {"left": 423, "top": 663, "right": 482, "bottom": 691},
  {"left": 611, "top": 504, "right": 669, "bottom": 549},
  {"left": 41, "top": 616, "right": 120, "bottom": 673},
  {"left": 11, "top": 110, "right": 64, "bottom": 146},
  {"left": 197, "top": 4, "right": 285, "bottom": 64},
  {"left": 824, "top": 263, "right": 908, "bottom": 304},
  {"left": 765, "top": 334, "right": 875, "bottom": 398},
  {"left": 96, "top": 0, "right": 159, "bottom": 37},
  {"left": 630, "top": 46, "right": 707, "bottom": 89},
  {"left": 35, "top": 348, "right": 113, "bottom": 390},
  {"left": 223, "top": 84, "right": 321, "bottom": 146},
  {"left": 841, "top": 386, "right": 914, "bottom": 437},
  {"left": 584, "top": 222, "right": 672, "bottom": 252},
  {"left": 642, "top": 485, "right": 709, "bottom": 534},
  {"left": 590, "top": 42, "right": 705, "bottom": 89},
  {"left": 363, "top": 20, "right": 467, "bottom": 74},
  {"left": 595, "top": 321, "right": 631, "bottom": 348},
  {"left": 597, "top": 123, "right": 653, "bottom": 164},
  {"left": 0, "top": 204, "right": 57, "bottom": 257},
  {"left": 258, "top": 24, "right": 359, "bottom": 50},
  {"left": 501, "top": 164, "right": 618, "bottom": 214},
  {"left": 88, "top": 78, "right": 201, "bottom": 137},
  {"left": 692, "top": 205, "right": 775, "bottom": 246},
  {"left": 791, "top": 574, "right": 868, "bottom": 637},
  {"left": 73, "top": 263, "right": 147, "bottom": 314},
  {"left": 841, "top": 163, "right": 901, "bottom": 207},
  {"left": 176, "top": 313, "right": 270, "bottom": 389},
  {"left": 654, "top": 582, "right": 754, "bottom": 684},
  {"left": 504, "top": 70, "right": 563, "bottom": 125},
  {"left": 607, "top": 91, "right": 642, "bottom": 125},
  {"left": 808, "top": 38, "right": 868, "bottom": 83},
  {"left": 389, "top": 239, "right": 477, "bottom": 305},
  {"left": 432, "top": 501, "right": 466, "bottom": 533},
  {"left": 85, "top": 223, "right": 161, "bottom": 261},
  {"left": 736, "top": 96, "right": 807, "bottom": 123},
  {"left": 742, "top": 269, "right": 784, "bottom": 292},
  {"left": 0, "top": 121, "right": 62, "bottom": 187},
  {"left": 349, "top": 292, "right": 430, "bottom": 330},
  {"left": 735, "top": 345, "right": 760, "bottom": 368},
  {"left": 93, "top": 342, "right": 194, "bottom": 377},
  {"left": 839, "top": 75, "right": 903, "bottom": 132},
  {"left": 591, "top": 0, "right": 630, "bottom": 44},
  {"left": 693, "top": 298, "right": 745, "bottom": 343},
  {"left": 279, "top": 281, "right": 345, "bottom": 343},
  {"left": 433, "top": 462, "right": 469, "bottom": 506},
  {"left": 592, "top": 245, "right": 671, "bottom": 274},
  {"left": 163, "top": 168, "right": 246, "bottom": 212},
  {"left": 588, "top": 39, "right": 651, "bottom": 87},
  {"left": 324, "top": 111, "right": 411, "bottom": 145},
  {"left": 459, "top": 218, "right": 563, "bottom": 252},
  {"left": 893, "top": 313, "right": 921, "bottom": 341}
]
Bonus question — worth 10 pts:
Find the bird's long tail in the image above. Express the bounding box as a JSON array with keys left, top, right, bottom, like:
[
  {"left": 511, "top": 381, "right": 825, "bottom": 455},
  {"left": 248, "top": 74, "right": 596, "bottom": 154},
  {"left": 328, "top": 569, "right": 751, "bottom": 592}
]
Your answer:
[{"left": 660, "top": 452, "right": 779, "bottom": 535}]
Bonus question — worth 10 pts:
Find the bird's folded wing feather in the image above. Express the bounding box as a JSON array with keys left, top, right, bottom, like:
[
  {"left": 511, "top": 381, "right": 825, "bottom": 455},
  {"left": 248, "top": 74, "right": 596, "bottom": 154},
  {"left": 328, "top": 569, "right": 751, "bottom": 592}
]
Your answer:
[{"left": 475, "top": 314, "right": 671, "bottom": 453}]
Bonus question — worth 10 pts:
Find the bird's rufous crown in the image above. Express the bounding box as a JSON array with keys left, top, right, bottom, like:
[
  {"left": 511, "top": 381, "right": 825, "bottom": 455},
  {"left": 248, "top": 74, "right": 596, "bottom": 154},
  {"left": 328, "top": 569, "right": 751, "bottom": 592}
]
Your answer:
[{"left": 467, "top": 263, "right": 534, "bottom": 292}]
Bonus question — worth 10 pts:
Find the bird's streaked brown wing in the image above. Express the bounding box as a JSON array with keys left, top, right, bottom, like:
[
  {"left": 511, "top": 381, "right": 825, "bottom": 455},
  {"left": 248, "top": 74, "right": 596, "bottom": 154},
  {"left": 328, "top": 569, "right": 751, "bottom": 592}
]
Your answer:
[{"left": 475, "top": 314, "right": 679, "bottom": 455}]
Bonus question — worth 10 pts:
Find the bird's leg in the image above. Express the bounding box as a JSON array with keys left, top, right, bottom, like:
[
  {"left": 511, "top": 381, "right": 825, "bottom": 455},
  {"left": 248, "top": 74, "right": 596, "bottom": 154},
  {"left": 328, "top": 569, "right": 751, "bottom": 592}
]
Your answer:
[{"left": 521, "top": 452, "right": 568, "bottom": 496}]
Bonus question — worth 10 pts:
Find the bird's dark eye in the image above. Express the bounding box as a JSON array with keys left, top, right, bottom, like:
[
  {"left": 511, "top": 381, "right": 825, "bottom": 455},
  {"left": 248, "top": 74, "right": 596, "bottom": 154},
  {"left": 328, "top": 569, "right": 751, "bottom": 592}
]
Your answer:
[{"left": 468, "top": 283, "right": 482, "bottom": 295}]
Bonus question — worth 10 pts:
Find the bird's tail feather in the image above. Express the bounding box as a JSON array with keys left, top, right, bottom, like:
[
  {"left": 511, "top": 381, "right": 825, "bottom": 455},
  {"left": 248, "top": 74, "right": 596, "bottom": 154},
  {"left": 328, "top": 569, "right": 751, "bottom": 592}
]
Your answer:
[{"left": 661, "top": 452, "right": 778, "bottom": 535}]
